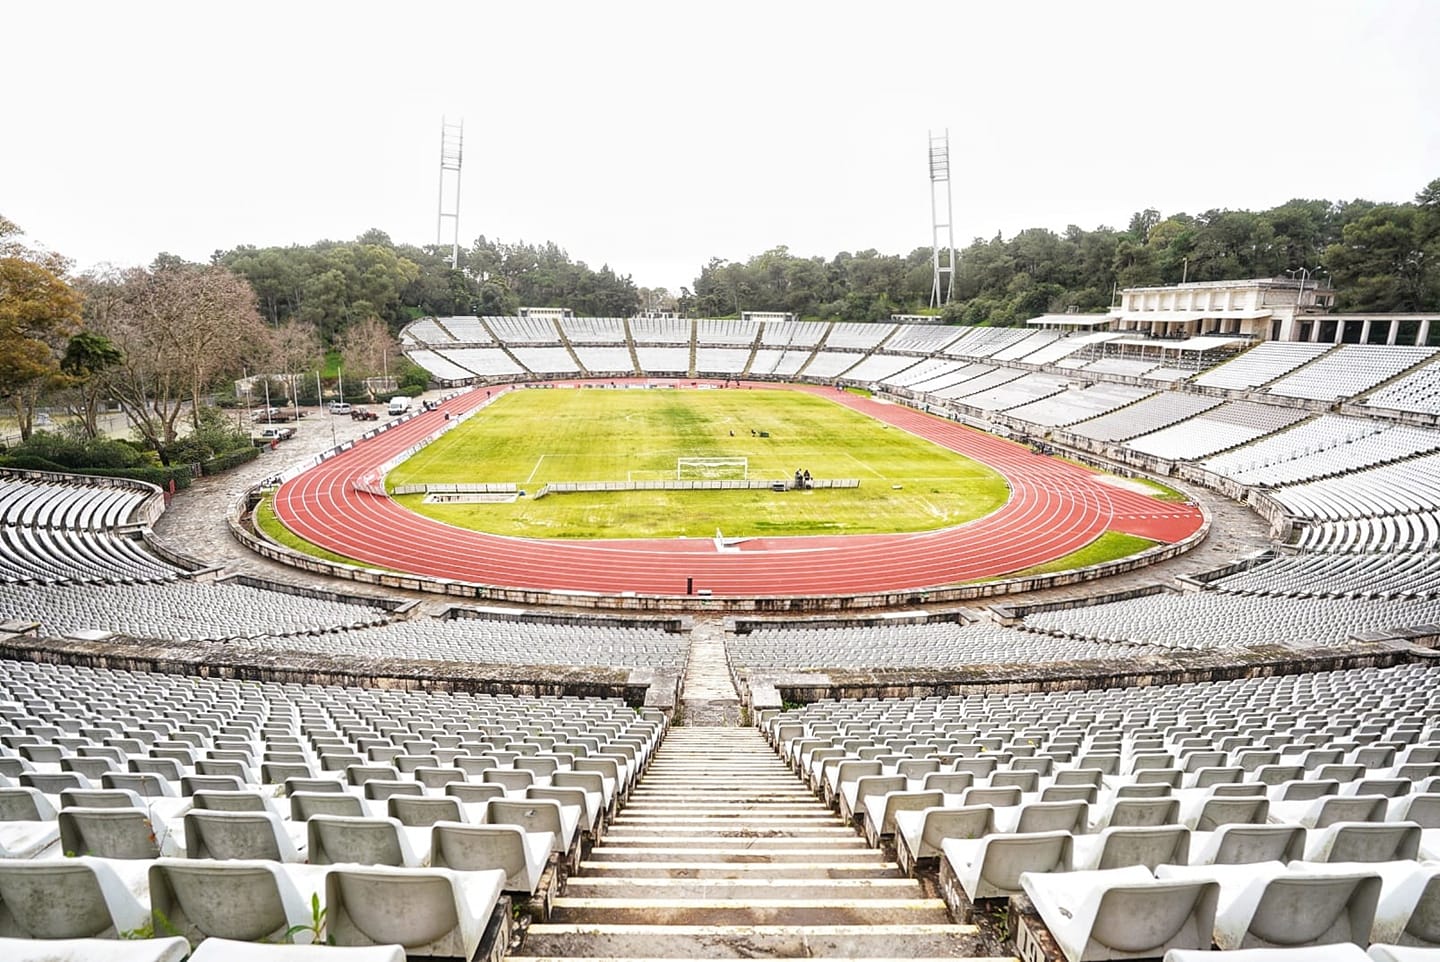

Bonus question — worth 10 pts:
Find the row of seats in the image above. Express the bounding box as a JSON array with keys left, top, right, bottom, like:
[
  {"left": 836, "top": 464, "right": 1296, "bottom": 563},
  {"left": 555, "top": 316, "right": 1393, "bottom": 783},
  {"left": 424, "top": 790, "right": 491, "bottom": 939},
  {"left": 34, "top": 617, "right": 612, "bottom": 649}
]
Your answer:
[
  {"left": 0, "top": 475, "right": 182, "bottom": 586},
  {"left": 728, "top": 620, "right": 1150, "bottom": 672},
  {"left": 1208, "top": 553, "right": 1440, "bottom": 600},
  {"left": 1128, "top": 402, "right": 1309, "bottom": 462},
  {"left": 1020, "top": 592, "right": 1440, "bottom": 650},
  {"left": 0, "top": 582, "right": 392, "bottom": 642},
  {"left": 231, "top": 616, "right": 689, "bottom": 671},
  {"left": 0, "top": 658, "right": 664, "bottom": 958},
  {"left": 763, "top": 664, "right": 1440, "bottom": 959}
]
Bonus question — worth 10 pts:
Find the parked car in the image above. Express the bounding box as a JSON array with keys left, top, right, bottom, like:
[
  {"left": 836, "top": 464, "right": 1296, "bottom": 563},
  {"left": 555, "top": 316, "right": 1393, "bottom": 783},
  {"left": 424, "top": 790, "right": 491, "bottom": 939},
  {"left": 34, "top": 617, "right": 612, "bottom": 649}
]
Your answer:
[{"left": 329, "top": 401, "right": 352, "bottom": 415}]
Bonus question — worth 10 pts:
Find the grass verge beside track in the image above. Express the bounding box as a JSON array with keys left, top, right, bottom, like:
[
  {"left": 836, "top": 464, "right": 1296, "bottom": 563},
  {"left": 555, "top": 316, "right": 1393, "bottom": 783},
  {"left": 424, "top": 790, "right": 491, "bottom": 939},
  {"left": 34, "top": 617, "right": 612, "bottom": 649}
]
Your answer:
[
  {"left": 1000, "top": 531, "right": 1158, "bottom": 579},
  {"left": 255, "top": 494, "right": 377, "bottom": 567}
]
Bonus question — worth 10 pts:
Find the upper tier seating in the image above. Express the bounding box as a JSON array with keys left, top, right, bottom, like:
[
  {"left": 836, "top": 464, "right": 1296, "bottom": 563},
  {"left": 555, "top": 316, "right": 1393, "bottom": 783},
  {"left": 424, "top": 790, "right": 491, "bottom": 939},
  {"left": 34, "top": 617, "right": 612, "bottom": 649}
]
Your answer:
[
  {"left": 1070, "top": 393, "right": 1223, "bottom": 443},
  {"left": 825, "top": 323, "right": 895, "bottom": 349},
  {"left": 760, "top": 321, "right": 828, "bottom": 347},
  {"left": 1365, "top": 362, "right": 1440, "bottom": 414},
  {"left": 1208, "top": 553, "right": 1440, "bottom": 600},
  {"left": 484, "top": 317, "right": 559, "bottom": 344},
  {"left": 435, "top": 317, "right": 491, "bottom": 343},
  {"left": 1020, "top": 593, "right": 1440, "bottom": 650},
  {"left": 1126, "top": 402, "right": 1309, "bottom": 461},
  {"left": 0, "top": 476, "right": 182, "bottom": 586},
  {"left": 1203, "top": 415, "right": 1386, "bottom": 483},
  {"left": 559, "top": 316, "right": 628, "bottom": 343},
  {"left": 1267, "top": 346, "right": 1438, "bottom": 402},
  {"left": 695, "top": 319, "right": 759, "bottom": 346},
  {"left": 1006, "top": 383, "right": 1154, "bottom": 428},
  {"left": 231, "top": 616, "right": 689, "bottom": 671},
  {"left": 1193, "top": 342, "right": 1335, "bottom": 390},
  {"left": 883, "top": 325, "right": 965, "bottom": 353},
  {"left": 0, "top": 582, "right": 392, "bottom": 642}
]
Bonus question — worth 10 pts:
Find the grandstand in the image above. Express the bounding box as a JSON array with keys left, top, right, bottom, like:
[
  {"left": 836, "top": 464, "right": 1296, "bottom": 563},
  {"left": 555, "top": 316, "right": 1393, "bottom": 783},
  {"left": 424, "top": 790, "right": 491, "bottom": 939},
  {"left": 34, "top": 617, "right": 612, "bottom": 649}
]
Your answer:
[{"left": 9, "top": 316, "right": 1440, "bottom": 961}]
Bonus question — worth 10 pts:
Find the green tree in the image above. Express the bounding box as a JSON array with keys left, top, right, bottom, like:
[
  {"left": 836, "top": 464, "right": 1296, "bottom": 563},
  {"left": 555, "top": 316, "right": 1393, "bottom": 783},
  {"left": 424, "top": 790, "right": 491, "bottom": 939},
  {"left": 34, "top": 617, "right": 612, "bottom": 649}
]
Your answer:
[
  {"left": 0, "top": 216, "right": 84, "bottom": 439},
  {"left": 60, "top": 331, "right": 123, "bottom": 439}
]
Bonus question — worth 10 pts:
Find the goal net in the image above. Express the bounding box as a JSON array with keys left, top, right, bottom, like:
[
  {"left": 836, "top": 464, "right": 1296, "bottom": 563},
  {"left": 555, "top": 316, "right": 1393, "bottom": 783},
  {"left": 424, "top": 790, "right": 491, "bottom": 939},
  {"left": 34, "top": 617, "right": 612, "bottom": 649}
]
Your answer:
[{"left": 676, "top": 457, "right": 748, "bottom": 481}]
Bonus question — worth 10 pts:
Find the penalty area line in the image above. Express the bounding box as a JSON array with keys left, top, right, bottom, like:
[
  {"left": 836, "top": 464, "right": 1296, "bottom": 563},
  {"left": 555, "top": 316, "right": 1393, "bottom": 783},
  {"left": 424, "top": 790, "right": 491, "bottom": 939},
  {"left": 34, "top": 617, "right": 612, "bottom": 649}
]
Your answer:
[{"left": 525, "top": 455, "right": 547, "bottom": 484}]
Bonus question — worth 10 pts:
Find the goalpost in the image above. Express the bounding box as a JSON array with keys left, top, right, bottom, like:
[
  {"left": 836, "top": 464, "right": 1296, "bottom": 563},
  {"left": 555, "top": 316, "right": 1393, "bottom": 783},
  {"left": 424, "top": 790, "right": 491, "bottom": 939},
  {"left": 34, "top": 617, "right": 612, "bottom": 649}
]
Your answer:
[{"left": 676, "top": 457, "right": 748, "bottom": 481}]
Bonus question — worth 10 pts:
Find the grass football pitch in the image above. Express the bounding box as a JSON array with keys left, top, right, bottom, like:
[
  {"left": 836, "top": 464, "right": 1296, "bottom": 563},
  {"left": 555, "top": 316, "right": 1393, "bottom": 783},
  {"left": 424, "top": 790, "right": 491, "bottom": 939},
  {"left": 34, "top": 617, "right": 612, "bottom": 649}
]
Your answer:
[{"left": 387, "top": 387, "right": 1010, "bottom": 539}]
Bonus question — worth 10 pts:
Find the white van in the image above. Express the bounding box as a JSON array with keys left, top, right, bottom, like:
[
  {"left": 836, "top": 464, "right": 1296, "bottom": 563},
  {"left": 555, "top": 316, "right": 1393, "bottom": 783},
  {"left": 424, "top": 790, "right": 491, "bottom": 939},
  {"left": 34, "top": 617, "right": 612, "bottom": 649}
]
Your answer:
[
  {"left": 329, "top": 401, "right": 351, "bottom": 415},
  {"left": 387, "top": 396, "right": 412, "bottom": 416}
]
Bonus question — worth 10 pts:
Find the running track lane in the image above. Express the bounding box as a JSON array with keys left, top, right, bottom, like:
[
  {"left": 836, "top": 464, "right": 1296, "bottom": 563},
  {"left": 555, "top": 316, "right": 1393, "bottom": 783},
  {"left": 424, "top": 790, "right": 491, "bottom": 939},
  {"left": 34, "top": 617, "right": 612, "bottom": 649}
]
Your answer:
[{"left": 271, "top": 381, "right": 1204, "bottom": 597}]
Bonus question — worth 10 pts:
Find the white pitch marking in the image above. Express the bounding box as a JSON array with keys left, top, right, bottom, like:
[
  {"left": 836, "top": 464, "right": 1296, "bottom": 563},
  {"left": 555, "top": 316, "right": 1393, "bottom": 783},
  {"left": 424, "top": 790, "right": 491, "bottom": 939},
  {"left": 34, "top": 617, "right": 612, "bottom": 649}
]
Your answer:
[{"left": 525, "top": 455, "right": 547, "bottom": 484}]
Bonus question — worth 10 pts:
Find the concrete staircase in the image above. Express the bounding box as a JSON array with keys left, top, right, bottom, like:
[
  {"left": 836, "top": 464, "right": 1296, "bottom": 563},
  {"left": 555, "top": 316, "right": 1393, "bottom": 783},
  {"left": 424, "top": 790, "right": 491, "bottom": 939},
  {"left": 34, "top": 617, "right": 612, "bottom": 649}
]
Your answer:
[
  {"left": 516, "top": 727, "right": 1006, "bottom": 961},
  {"left": 678, "top": 620, "right": 740, "bottom": 726}
]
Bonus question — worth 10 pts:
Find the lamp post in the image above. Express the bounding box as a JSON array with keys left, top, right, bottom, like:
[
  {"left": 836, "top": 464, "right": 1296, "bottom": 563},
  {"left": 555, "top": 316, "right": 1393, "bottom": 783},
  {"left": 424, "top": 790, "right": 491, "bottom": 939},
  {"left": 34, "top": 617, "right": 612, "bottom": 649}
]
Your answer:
[{"left": 1286, "top": 265, "right": 1323, "bottom": 309}]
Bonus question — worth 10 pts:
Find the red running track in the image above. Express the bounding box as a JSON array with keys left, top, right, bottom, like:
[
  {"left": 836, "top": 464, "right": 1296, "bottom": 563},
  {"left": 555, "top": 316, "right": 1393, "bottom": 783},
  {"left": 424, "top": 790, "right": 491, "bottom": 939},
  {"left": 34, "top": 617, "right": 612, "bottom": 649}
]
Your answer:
[{"left": 272, "top": 381, "right": 1203, "bottom": 597}]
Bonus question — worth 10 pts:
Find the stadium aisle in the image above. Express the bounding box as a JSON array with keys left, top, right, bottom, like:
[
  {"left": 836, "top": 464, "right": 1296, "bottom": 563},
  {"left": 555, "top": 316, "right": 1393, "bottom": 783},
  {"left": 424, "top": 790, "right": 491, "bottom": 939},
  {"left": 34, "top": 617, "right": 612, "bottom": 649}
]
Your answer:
[{"left": 519, "top": 727, "right": 1008, "bottom": 960}]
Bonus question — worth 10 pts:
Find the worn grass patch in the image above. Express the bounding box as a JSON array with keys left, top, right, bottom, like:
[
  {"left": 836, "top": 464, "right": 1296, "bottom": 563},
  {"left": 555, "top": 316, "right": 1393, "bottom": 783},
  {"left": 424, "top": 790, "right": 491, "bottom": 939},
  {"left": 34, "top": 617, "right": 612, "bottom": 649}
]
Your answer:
[
  {"left": 1003, "top": 531, "right": 1158, "bottom": 578},
  {"left": 386, "top": 387, "right": 1010, "bottom": 539}
]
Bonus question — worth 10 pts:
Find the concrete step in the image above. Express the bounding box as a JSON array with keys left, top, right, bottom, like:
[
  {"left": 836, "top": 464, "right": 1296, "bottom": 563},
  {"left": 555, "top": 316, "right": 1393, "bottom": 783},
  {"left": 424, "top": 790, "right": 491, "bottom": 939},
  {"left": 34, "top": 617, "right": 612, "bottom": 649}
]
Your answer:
[
  {"left": 622, "top": 800, "right": 823, "bottom": 806},
  {"left": 522, "top": 923, "right": 989, "bottom": 957},
  {"left": 563, "top": 878, "right": 924, "bottom": 900},
  {"left": 612, "top": 814, "right": 844, "bottom": 825},
  {"left": 599, "top": 823, "right": 864, "bottom": 835},
  {"left": 550, "top": 898, "right": 953, "bottom": 926},
  {"left": 576, "top": 861, "right": 905, "bottom": 879},
  {"left": 511, "top": 957, "right": 1013, "bottom": 962},
  {"left": 586, "top": 845, "right": 884, "bottom": 862}
]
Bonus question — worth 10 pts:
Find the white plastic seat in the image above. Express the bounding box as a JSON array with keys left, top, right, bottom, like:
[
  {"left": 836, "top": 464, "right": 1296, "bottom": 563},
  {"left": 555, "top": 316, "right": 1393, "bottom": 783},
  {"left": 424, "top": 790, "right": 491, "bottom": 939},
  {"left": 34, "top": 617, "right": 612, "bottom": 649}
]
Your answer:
[
  {"left": 188, "top": 938, "right": 405, "bottom": 961},
  {"left": 1190, "top": 823, "right": 1307, "bottom": 865},
  {"left": 1305, "top": 821, "right": 1423, "bottom": 863},
  {"left": 1072, "top": 825, "right": 1190, "bottom": 871},
  {"left": 1165, "top": 945, "right": 1370, "bottom": 961},
  {"left": 1021, "top": 865, "right": 1218, "bottom": 962},
  {"left": 942, "top": 829, "right": 1073, "bottom": 900},
  {"left": 0, "top": 856, "right": 149, "bottom": 939},
  {"left": 862, "top": 789, "right": 943, "bottom": 843},
  {"left": 1094, "top": 796, "right": 1180, "bottom": 830},
  {"left": 386, "top": 795, "right": 464, "bottom": 828},
  {"left": 894, "top": 805, "right": 996, "bottom": 866},
  {"left": 58, "top": 807, "right": 167, "bottom": 859},
  {"left": 185, "top": 809, "right": 304, "bottom": 862},
  {"left": 305, "top": 814, "right": 423, "bottom": 867},
  {"left": 148, "top": 858, "right": 321, "bottom": 945},
  {"left": 1372, "top": 864, "right": 1440, "bottom": 948},
  {"left": 0, "top": 787, "right": 59, "bottom": 858},
  {"left": 1369, "top": 944, "right": 1440, "bottom": 960},
  {"left": 0, "top": 935, "right": 190, "bottom": 962},
  {"left": 485, "top": 798, "right": 578, "bottom": 858},
  {"left": 324, "top": 865, "right": 506, "bottom": 959},
  {"left": 429, "top": 821, "right": 552, "bottom": 894},
  {"left": 1158, "top": 861, "right": 1382, "bottom": 951}
]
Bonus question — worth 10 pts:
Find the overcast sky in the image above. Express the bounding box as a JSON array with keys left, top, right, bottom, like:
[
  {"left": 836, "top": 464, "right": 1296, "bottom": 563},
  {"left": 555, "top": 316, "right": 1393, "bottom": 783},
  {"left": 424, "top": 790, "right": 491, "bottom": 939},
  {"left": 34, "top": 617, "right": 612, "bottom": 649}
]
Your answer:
[{"left": 4, "top": 1, "right": 1437, "bottom": 293}]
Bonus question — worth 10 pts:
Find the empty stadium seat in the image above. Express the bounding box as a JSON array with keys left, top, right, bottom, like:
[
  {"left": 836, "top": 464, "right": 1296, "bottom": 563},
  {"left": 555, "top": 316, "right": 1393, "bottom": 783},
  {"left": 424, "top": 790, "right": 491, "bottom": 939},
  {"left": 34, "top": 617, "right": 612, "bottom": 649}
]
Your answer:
[
  {"left": 324, "top": 865, "right": 506, "bottom": 959},
  {"left": 1022, "top": 865, "right": 1219, "bottom": 962}
]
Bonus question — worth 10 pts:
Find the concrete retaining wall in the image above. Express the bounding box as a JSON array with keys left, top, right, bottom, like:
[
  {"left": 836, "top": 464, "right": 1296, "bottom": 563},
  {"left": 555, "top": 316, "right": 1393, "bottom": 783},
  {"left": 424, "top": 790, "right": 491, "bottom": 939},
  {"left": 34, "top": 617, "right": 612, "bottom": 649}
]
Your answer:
[{"left": 0, "top": 631, "right": 658, "bottom": 707}]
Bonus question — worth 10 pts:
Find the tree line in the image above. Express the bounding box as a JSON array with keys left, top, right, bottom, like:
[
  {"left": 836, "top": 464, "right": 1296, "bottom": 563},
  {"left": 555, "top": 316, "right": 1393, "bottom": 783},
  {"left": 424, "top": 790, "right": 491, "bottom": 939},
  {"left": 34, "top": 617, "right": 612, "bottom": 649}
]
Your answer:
[
  {"left": 688, "top": 178, "right": 1440, "bottom": 323},
  {"left": 1, "top": 178, "right": 1436, "bottom": 457}
]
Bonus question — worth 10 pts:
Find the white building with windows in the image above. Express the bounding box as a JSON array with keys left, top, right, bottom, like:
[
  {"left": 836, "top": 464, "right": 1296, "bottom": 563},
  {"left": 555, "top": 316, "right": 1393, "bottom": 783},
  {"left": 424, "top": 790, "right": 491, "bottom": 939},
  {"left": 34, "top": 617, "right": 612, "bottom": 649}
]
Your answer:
[{"left": 1105, "top": 277, "right": 1440, "bottom": 347}]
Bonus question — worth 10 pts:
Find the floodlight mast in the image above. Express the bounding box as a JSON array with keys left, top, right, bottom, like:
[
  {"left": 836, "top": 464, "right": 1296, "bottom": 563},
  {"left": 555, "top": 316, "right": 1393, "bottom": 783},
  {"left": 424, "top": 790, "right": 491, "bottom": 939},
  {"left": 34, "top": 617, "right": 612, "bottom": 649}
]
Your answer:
[
  {"left": 437, "top": 118, "right": 464, "bottom": 270},
  {"left": 928, "top": 129, "right": 956, "bottom": 309}
]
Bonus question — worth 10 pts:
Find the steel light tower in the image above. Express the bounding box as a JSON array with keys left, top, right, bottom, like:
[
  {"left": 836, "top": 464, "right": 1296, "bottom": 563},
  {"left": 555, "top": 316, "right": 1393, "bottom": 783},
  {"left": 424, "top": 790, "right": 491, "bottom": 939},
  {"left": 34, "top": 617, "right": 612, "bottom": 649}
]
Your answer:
[
  {"left": 437, "top": 118, "right": 464, "bottom": 269},
  {"left": 928, "top": 129, "right": 956, "bottom": 309}
]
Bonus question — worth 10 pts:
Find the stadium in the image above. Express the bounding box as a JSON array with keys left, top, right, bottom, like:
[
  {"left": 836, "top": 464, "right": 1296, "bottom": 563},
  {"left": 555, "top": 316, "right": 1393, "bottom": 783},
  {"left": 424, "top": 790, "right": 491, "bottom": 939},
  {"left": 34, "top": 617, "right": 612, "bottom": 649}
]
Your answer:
[{"left": 4, "top": 294, "right": 1440, "bottom": 962}]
